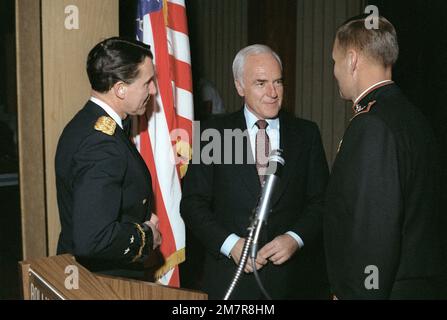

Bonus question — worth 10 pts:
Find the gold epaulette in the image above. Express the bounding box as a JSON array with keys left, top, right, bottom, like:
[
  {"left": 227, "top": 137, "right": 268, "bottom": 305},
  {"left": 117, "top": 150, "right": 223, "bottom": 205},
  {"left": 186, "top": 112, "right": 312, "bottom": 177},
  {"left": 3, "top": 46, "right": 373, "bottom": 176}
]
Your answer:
[{"left": 94, "top": 116, "right": 116, "bottom": 136}]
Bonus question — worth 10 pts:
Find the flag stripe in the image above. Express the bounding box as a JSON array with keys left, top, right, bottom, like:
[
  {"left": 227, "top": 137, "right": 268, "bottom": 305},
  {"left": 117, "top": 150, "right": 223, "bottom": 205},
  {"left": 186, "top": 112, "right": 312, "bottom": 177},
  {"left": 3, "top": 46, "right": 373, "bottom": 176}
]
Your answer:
[
  {"left": 175, "top": 87, "right": 194, "bottom": 120},
  {"left": 167, "top": 0, "right": 186, "bottom": 7},
  {"left": 167, "top": 2, "right": 188, "bottom": 34},
  {"left": 142, "top": 15, "right": 156, "bottom": 58},
  {"left": 167, "top": 27, "right": 191, "bottom": 64},
  {"left": 169, "top": 55, "right": 193, "bottom": 93},
  {"left": 140, "top": 127, "right": 175, "bottom": 270},
  {"left": 148, "top": 115, "right": 184, "bottom": 255},
  {"left": 138, "top": 114, "right": 178, "bottom": 263},
  {"left": 150, "top": 12, "right": 177, "bottom": 136},
  {"left": 148, "top": 12, "right": 184, "bottom": 253}
]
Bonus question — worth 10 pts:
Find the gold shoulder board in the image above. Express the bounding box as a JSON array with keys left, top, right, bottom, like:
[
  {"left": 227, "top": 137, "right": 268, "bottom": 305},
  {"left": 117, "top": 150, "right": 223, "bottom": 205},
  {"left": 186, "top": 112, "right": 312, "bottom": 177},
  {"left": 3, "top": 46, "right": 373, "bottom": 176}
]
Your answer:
[{"left": 94, "top": 116, "right": 116, "bottom": 136}]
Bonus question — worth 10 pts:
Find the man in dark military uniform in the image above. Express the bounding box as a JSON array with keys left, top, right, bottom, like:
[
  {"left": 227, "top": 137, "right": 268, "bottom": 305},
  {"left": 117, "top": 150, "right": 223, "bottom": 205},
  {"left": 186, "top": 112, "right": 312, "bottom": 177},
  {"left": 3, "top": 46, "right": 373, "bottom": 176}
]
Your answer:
[
  {"left": 324, "top": 15, "right": 443, "bottom": 299},
  {"left": 55, "top": 37, "right": 161, "bottom": 280}
]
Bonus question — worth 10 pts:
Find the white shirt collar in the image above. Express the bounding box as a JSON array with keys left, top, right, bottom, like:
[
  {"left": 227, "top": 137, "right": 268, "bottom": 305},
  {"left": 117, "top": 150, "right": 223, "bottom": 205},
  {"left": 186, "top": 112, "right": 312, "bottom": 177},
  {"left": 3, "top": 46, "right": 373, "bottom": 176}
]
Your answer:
[
  {"left": 90, "top": 96, "right": 123, "bottom": 129},
  {"left": 353, "top": 80, "right": 393, "bottom": 105},
  {"left": 243, "top": 105, "right": 280, "bottom": 131}
]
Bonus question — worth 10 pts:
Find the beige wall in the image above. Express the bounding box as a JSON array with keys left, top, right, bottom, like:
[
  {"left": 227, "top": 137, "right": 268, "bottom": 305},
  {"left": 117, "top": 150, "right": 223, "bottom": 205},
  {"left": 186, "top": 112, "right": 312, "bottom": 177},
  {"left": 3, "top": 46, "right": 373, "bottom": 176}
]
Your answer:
[
  {"left": 295, "top": 0, "right": 365, "bottom": 164},
  {"left": 16, "top": 0, "right": 46, "bottom": 259},
  {"left": 42, "top": 0, "right": 119, "bottom": 255},
  {"left": 16, "top": 0, "right": 119, "bottom": 258}
]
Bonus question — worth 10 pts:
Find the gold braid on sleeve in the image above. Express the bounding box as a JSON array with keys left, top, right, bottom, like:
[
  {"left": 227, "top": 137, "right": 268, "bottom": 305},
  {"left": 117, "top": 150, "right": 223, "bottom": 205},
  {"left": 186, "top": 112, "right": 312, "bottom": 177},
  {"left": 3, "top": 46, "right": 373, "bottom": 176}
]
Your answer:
[{"left": 132, "top": 223, "right": 146, "bottom": 262}]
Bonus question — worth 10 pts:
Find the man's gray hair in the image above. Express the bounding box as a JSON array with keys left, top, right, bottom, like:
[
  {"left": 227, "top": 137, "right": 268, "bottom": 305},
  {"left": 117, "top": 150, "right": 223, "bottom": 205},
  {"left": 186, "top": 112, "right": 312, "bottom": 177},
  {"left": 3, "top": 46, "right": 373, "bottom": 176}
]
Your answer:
[{"left": 232, "top": 44, "right": 282, "bottom": 86}]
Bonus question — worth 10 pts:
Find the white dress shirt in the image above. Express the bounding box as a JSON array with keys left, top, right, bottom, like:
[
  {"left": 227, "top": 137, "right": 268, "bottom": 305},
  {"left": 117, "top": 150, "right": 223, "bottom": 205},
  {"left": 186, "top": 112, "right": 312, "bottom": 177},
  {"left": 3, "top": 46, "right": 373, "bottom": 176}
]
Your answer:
[
  {"left": 90, "top": 96, "right": 123, "bottom": 129},
  {"left": 220, "top": 106, "right": 304, "bottom": 258}
]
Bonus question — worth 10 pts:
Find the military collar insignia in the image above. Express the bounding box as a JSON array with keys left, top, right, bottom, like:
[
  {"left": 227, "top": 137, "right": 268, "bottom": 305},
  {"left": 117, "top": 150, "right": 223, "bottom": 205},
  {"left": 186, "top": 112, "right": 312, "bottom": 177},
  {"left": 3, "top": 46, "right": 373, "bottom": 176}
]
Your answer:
[
  {"left": 351, "top": 100, "right": 377, "bottom": 121},
  {"left": 94, "top": 116, "right": 116, "bottom": 135},
  {"left": 354, "top": 99, "right": 377, "bottom": 114},
  {"left": 354, "top": 103, "right": 369, "bottom": 114},
  {"left": 352, "top": 80, "right": 394, "bottom": 115}
]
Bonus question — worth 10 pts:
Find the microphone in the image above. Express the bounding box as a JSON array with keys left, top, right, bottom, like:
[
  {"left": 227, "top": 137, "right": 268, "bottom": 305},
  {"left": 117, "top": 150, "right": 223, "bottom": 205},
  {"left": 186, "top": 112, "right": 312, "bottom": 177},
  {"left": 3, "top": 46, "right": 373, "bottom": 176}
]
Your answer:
[
  {"left": 250, "top": 149, "right": 285, "bottom": 257},
  {"left": 223, "top": 150, "right": 285, "bottom": 300}
]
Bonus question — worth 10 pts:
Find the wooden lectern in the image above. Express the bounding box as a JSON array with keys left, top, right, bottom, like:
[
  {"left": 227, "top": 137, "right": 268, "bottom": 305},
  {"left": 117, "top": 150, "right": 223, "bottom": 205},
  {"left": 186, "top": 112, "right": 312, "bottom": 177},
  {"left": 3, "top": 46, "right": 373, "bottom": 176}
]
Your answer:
[{"left": 19, "top": 254, "right": 207, "bottom": 300}]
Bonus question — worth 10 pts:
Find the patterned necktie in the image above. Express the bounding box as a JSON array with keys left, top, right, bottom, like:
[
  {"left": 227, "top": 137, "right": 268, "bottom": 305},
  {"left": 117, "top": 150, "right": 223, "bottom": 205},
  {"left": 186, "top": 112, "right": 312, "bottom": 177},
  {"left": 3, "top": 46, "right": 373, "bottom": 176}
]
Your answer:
[{"left": 255, "top": 120, "right": 271, "bottom": 184}]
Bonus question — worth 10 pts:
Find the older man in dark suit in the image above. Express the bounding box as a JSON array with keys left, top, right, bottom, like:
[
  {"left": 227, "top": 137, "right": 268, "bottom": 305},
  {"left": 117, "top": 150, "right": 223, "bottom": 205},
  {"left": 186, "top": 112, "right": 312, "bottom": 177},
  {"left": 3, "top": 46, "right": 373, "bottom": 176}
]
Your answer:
[
  {"left": 55, "top": 37, "right": 161, "bottom": 280},
  {"left": 181, "top": 44, "right": 330, "bottom": 299}
]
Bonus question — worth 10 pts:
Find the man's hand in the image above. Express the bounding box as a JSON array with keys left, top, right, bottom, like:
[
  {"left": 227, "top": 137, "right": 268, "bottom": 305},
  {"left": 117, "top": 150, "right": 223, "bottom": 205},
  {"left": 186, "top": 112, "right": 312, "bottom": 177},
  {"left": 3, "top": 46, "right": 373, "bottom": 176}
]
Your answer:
[
  {"left": 149, "top": 213, "right": 159, "bottom": 228},
  {"left": 257, "top": 234, "right": 299, "bottom": 265},
  {"left": 144, "top": 214, "right": 161, "bottom": 249},
  {"left": 230, "top": 238, "right": 268, "bottom": 273}
]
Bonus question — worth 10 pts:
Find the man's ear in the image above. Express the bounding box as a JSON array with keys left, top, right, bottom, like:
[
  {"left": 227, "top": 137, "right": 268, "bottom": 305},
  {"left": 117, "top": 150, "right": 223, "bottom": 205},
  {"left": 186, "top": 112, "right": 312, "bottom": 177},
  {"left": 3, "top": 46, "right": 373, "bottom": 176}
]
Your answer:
[
  {"left": 347, "top": 49, "right": 358, "bottom": 74},
  {"left": 234, "top": 80, "right": 245, "bottom": 97},
  {"left": 113, "top": 82, "right": 126, "bottom": 99}
]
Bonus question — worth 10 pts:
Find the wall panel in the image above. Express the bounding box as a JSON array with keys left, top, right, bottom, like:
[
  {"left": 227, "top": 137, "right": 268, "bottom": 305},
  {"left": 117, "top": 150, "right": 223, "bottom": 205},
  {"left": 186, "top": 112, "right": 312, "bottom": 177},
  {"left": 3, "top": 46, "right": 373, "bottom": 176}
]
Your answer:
[
  {"left": 16, "top": 0, "right": 46, "bottom": 259},
  {"left": 16, "top": 0, "right": 119, "bottom": 257},
  {"left": 188, "top": 0, "right": 248, "bottom": 114},
  {"left": 41, "top": 0, "right": 119, "bottom": 255},
  {"left": 295, "top": 0, "right": 365, "bottom": 164}
]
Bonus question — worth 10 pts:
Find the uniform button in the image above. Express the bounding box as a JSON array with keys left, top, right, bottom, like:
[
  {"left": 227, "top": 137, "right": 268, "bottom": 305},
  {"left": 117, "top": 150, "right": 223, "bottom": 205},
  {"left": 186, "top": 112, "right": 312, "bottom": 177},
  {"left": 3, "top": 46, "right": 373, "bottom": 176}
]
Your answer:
[
  {"left": 142, "top": 198, "right": 147, "bottom": 205},
  {"left": 124, "top": 247, "right": 130, "bottom": 255}
]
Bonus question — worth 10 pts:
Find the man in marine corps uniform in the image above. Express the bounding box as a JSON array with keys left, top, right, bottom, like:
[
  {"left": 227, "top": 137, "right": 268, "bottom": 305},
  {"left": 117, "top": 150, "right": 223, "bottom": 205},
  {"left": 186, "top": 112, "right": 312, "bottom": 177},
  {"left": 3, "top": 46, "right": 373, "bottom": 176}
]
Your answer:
[
  {"left": 324, "top": 15, "right": 443, "bottom": 299},
  {"left": 55, "top": 37, "right": 161, "bottom": 280}
]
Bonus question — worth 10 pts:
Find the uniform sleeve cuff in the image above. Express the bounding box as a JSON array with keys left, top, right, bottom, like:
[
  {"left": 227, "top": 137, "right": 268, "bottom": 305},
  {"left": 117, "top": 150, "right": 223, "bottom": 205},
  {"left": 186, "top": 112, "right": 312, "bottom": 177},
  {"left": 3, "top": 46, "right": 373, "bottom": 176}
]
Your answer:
[{"left": 141, "top": 222, "right": 153, "bottom": 251}]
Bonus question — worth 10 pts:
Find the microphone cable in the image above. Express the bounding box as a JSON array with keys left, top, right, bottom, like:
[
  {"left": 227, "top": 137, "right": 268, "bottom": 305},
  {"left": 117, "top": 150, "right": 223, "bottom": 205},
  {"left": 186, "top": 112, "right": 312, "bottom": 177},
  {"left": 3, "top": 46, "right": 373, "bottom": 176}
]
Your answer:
[
  {"left": 222, "top": 217, "right": 273, "bottom": 300},
  {"left": 251, "top": 242, "right": 272, "bottom": 300},
  {"left": 223, "top": 150, "right": 284, "bottom": 300},
  {"left": 223, "top": 221, "right": 255, "bottom": 300}
]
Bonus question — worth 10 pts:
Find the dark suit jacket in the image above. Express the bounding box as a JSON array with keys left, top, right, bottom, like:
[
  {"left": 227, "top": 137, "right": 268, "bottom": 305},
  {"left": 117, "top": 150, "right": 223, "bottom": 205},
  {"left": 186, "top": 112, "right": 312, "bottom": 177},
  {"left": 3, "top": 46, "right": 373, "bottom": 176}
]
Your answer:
[
  {"left": 181, "top": 109, "right": 330, "bottom": 299},
  {"left": 324, "top": 83, "right": 443, "bottom": 299},
  {"left": 55, "top": 100, "right": 154, "bottom": 279}
]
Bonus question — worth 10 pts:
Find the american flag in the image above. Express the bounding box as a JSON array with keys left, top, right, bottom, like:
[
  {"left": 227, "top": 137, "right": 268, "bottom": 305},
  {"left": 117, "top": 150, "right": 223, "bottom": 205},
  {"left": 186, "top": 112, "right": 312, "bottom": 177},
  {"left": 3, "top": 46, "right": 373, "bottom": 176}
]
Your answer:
[{"left": 135, "top": 0, "right": 193, "bottom": 287}]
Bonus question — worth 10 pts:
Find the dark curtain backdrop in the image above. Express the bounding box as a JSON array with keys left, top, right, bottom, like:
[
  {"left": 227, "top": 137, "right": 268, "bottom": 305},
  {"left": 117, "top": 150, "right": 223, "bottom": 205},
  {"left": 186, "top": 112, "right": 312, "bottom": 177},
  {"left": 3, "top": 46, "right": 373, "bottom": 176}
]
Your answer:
[{"left": 369, "top": 0, "right": 447, "bottom": 297}]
